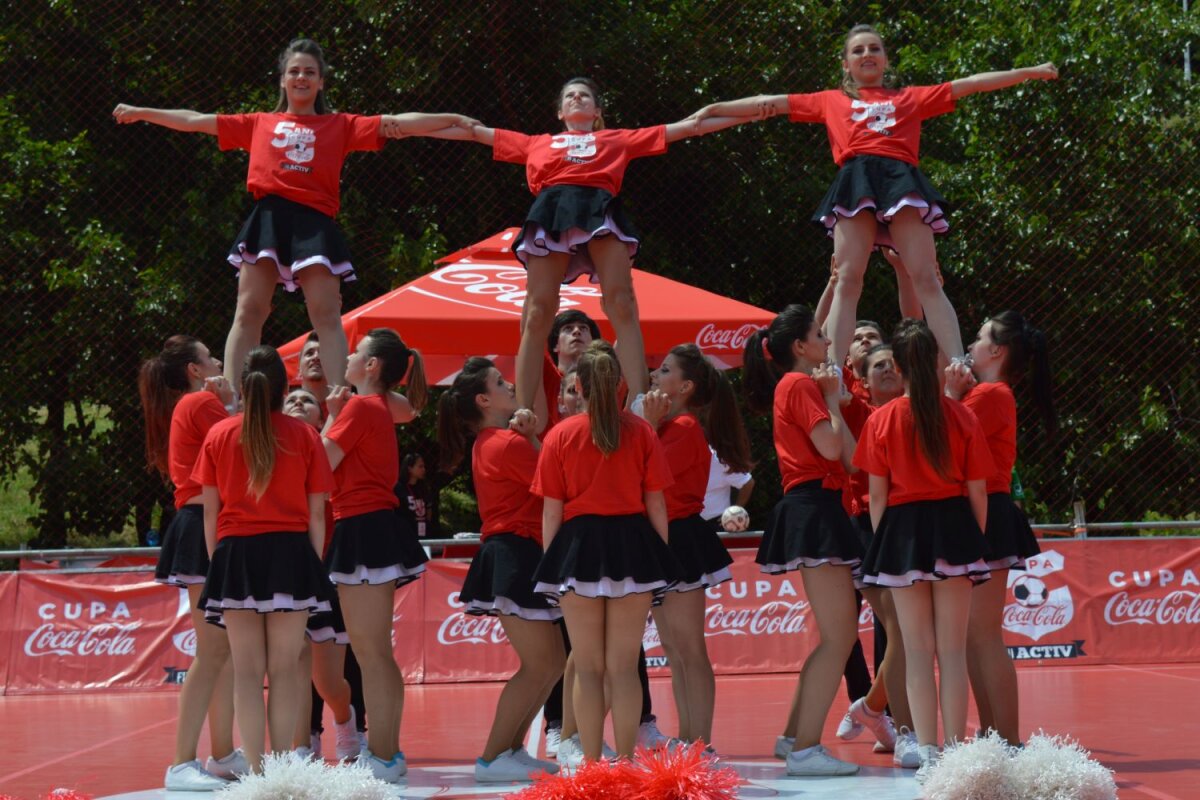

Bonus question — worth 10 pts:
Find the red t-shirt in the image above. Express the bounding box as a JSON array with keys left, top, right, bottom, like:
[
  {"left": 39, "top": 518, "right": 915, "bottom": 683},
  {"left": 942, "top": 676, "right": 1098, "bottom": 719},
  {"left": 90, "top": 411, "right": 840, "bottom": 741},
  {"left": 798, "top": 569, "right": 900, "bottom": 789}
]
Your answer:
[
  {"left": 217, "top": 112, "right": 384, "bottom": 217},
  {"left": 169, "top": 391, "right": 229, "bottom": 509},
  {"left": 961, "top": 382, "right": 1017, "bottom": 494},
  {"left": 532, "top": 411, "right": 672, "bottom": 521},
  {"left": 840, "top": 394, "right": 875, "bottom": 517},
  {"left": 193, "top": 412, "right": 333, "bottom": 539},
  {"left": 844, "top": 367, "right": 873, "bottom": 405},
  {"left": 473, "top": 427, "right": 543, "bottom": 543},
  {"left": 787, "top": 84, "right": 957, "bottom": 167},
  {"left": 325, "top": 394, "right": 399, "bottom": 520},
  {"left": 540, "top": 351, "right": 629, "bottom": 437},
  {"left": 493, "top": 126, "right": 668, "bottom": 197},
  {"left": 853, "top": 396, "right": 995, "bottom": 505},
  {"left": 773, "top": 372, "right": 845, "bottom": 492},
  {"left": 658, "top": 414, "right": 710, "bottom": 521}
]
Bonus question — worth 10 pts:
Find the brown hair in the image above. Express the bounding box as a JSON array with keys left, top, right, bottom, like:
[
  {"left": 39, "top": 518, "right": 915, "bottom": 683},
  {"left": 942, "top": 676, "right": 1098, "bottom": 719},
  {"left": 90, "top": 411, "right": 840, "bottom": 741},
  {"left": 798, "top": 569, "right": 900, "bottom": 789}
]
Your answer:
[
  {"left": 559, "top": 77, "right": 605, "bottom": 131},
  {"left": 668, "top": 344, "right": 753, "bottom": 473},
  {"left": 891, "top": 319, "right": 950, "bottom": 478},
  {"left": 742, "top": 305, "right": 817, "bottom": 415},
  {"left": 987, "top": 311, "right": 1058, "bottom": 438},
  {"left": 138, "top": 335, "right": 203, "bottom": 476},
  {"left": 239, "top": 346, "right": 287, "bottom": 500},
  {"left": 436, "top": 357, "right": 494, "bottom": 472},
  {"left": 577, "top": 340, "right": 621, "bottom": 454},
  {"left": 274, "top": 38, "right": 332, "bottom": 114},
  {"left": 362, "top": 328, "right": 428, "bottom": 412},
  {"left": 841, "top": 24, "right": 892, "bottom": 100}
]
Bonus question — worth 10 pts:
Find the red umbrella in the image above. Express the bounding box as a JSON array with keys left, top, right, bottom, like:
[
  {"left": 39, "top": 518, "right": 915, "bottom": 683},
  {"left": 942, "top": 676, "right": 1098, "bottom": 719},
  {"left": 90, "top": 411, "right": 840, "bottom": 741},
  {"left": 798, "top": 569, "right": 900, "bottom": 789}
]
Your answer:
[{"left": 279, "top": 228, "right": 772, "bottom": 385}]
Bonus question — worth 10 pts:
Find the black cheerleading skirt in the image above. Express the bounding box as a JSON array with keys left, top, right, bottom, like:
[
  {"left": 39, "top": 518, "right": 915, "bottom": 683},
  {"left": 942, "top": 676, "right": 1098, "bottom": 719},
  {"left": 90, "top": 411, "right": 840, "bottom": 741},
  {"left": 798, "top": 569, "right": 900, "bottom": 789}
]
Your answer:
[
  {"left": 306, "top": 591, "right": 350, "bottom": 645},
  {"left": 982, "top": 493, "right": 1041, "bottom": 571},
  {"left": 228, "top": 194, "right": 354, "bottom": 292},
  {"left": 200, "top": 532, "right": 333, "bottom": 626},
  {"left": 325, "top": 509, "right": 429, "bottom": 587},
  {"left": 666, "top": 514, "right": 734, "bottom": 593},
  {"left": 155, "top": 505, "right": 209, "bottom": 587},
  {"left": 812, "top": 156, "right": 949, "bottom": 252},
  {"left": 459, "top": 533, "right": 562, "bottom": 621},
  {"left": 533, "top": 514, "right": 683, "bottom": 606},
  {"left": 853, "top": 512, "right": 875, "bottom": 554},
  {"left": 756, "top": 481, "right": 864, "bottom": 574},
  {"left": 515, "top": 185, "right": 640, "bottom": 284},
  {"left": 860, "top": 496, "right": 991, "bottom": 588}
]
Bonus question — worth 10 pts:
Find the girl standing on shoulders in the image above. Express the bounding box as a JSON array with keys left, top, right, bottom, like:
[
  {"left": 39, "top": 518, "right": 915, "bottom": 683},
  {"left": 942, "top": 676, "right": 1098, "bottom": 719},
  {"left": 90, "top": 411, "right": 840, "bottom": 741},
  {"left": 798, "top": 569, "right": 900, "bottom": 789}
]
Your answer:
[
  {"left": 139, "top": 336, "right": 242, "bottom": 790},
  {"left": 742, "top": 306, "right": 864, "bottom": 776},
  {"left": 438, "top": 358, "right": 565, "bottom": 783},
  {"left": 321, "top": 329, "right": 428, "bottom": 782},
  {"left": 114, "top": 38, "right": 476, "bottom": 388},
  {"left": 194, "top": 346, "right": 334, "bottom": 774},
  {"left": 946, "top": 310, "right": 1056, "bottom": 746},
  {"left": 853, "top": 319, "right": 994, "bottom": 777},
  {"left": 531, "top": 341, "right": 681, "bottom": 761},
  {"left": 641, "top": 344, "right": 752, "bottom": 749},
  {"left": 693, "top": 25, "right": 1058, "bottom": 368}
]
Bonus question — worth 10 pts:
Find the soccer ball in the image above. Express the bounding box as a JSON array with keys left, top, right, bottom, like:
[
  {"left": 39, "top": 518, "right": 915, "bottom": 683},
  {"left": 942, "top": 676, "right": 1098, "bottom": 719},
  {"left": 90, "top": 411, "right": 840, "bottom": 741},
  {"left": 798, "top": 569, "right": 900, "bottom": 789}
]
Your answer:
[
  {"left": 721, "top": 505, "right": 750, "bottom": 532},
  {"left": 1012, "top": 575, "right": 1049, "bottom": 607}
]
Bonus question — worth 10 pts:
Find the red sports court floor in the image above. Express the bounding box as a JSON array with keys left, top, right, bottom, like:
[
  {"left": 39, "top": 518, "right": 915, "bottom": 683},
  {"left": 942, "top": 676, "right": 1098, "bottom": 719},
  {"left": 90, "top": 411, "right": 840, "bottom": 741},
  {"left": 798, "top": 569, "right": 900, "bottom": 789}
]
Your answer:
[{"left": 0, "top": 664, "right": 1195, "bottom": 799}]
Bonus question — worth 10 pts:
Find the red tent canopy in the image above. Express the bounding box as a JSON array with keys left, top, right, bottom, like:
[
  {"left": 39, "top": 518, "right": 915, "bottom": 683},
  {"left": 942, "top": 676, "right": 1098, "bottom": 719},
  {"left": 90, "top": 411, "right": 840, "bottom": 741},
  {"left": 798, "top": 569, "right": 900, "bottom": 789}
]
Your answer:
[{"left": 279, "top": 228, "right": 772, "bottom": 385}]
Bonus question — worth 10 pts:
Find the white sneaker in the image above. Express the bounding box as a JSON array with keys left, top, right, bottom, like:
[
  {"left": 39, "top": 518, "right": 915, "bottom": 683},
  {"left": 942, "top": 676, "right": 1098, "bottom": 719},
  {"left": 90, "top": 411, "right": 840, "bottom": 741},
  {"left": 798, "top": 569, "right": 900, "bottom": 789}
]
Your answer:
[
  {"left": 290, "top": 746, "right": 315, "bottom": 763},
  {"left": 310, "top": 732, "right": 323, "bottom": 758},
  {"left": 894, "top": 728, "right": 920, "bottom": 769},
  {"left": 359, "top": 750, "right": 406, "bottom": 782},
  {"left": 785, "top": 744, "right": 859, "bottom": 776},
  {"left": 835, "top": 704, "right": 864, "bottom": 740},
  {"left": 511, "top": 746, "right": 560, "bottom": 774},
  {"left": 164, "top": 760, "right": 228, "bottom": 791},
  {"left": 544, "top": 727, "right": 561, "bottom": 756},
  {"left": 637, "top": 718, "right": 669, "bottom": 749},
  {"left": 334, "top": 707, "right": 360, "bottom": 760},
  {"left": 555, "top": 733, "right": 584, "bottom": 769},
  {"left": 601, "top": 740, "right": 617, "bottom": 759},
  {"left": 774, "top": 735, "right": 795, "bottom": 760},
  {"left": 915, "top": 744, "right": 940, "bottom": 784},
  {"left": 475, "top": 749, "right": 537, "bottom": 783},
  {"left": 205, "top": 749, "right": 249, "bottom": 778},
  {"left": 845, "top": 698, "right": 897, "bottom": 750}
]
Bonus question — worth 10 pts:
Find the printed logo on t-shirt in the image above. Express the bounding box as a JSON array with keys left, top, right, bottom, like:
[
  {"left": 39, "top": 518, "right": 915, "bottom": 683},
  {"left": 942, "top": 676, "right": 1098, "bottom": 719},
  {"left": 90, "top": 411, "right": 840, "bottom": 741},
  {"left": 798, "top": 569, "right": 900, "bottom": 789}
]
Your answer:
[
  {"left": 550, "top": 132, "right": 596, "bottom": 163},
  {"left": 850, "top": 100, "right": 896, "bottom": 136},
  {"left": 271, "top": 120, "right": 316, "bottom": 168}
]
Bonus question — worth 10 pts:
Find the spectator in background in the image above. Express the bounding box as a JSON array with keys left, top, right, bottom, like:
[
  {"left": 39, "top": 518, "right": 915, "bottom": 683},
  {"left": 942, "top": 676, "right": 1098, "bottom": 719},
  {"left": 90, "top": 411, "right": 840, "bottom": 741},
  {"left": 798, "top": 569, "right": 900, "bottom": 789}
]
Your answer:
[
  {"left": 702, "top": 448, "right": 755, "bottom": 532},
  {"left": 395, "top": 452, "right": 433, "bottom": 538}
]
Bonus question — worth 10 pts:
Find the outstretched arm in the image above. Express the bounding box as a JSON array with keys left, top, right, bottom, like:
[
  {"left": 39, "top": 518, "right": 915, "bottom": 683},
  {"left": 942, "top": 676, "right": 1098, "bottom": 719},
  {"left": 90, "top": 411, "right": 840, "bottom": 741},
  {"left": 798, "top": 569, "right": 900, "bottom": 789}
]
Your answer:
[
  {"left": 382, "top": 116, "right": 494, "bottom": 145},
  {"left": 664, "top": 113, "right": 763, "bottom": 143},
  {"left": 688, "top": 94, "right": 790, "bottom": 122},
  {"left": 112, "top": 105, "right": 217, "bottom": 135},
  {"left": 950, "top": 63, "right": 1058, "bottom": 99}
]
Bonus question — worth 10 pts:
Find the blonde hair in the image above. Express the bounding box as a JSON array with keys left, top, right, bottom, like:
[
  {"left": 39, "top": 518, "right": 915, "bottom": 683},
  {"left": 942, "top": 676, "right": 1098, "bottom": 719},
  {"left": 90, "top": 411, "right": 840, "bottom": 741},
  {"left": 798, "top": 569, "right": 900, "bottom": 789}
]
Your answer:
[
  {"left": 239, "top": 346, "right": 287, "bottom": 500},
  {"left": 577, "top": 341, "right": 621, "bottom": 455}
]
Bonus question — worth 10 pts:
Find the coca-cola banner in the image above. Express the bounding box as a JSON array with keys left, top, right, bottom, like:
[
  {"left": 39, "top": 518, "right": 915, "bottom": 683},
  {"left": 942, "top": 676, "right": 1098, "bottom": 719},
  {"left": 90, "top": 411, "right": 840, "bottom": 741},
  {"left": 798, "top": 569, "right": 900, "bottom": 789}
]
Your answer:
[
  {"left": 5, "top": 573, "right": 192, "bottom": 694},
  {"left": 391, "top": 578, "right": 426, "bottom": 683},
  {"left": 422, "top": 561, "right": 520, "bottom": 682},
  {"left": 0, "top": 572, "right": 17, "bottom": 693}
]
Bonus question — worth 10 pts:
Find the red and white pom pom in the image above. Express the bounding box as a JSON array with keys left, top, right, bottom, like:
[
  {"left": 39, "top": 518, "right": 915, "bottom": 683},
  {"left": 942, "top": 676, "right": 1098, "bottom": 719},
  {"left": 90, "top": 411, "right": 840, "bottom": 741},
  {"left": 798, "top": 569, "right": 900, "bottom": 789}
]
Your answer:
[
  {"left": 922, "top": 731, "right": 1019, "bottom": 800},
  {"left": 1008, "top": 732, "right": 1117, "bottom": 800}
]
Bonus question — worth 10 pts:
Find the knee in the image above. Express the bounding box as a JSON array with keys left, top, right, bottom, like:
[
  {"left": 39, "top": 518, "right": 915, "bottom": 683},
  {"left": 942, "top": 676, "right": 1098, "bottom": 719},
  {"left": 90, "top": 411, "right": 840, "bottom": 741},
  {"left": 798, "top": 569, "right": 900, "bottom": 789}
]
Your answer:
[
  {"left": 234, "top": 291, "right": 273, "bottom": 327},
  {"left": 523, "top": 295, "right": 560, "bottom": 336},
  {"left": 599, "top": 284, "right": 638, "bottom": 326},
  {"left": 304, "top": 291, "right": 343, "bottom": 326}
]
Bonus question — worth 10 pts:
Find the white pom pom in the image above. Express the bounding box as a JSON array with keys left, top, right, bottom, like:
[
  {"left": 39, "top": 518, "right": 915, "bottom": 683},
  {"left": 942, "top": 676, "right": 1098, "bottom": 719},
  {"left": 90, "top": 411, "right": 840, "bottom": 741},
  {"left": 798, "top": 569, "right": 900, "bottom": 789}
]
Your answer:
[
  {"left": 922, "top": 731, "right": 1019, "bottom": 800},
  {"left": 721, "top": 505, "right": 750, "bottom": 532},
  {"left": 1009, "top": 732, "right": 1118, "bottom": 800},
  {"left": 217, "top": 753, "right": 395, "bottom": 800}
]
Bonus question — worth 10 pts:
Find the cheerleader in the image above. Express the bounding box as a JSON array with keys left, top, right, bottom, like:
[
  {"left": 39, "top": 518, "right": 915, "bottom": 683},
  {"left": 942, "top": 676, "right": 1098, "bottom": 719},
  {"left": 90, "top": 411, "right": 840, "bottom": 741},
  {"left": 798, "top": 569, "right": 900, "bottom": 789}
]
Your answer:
[
  {"left": 852, "top": 319, "right": 995, "bottom": 776},
  {"left": 322, "top": 328, "right": 428, "bottom": 781},
  {"left": 138, "top": 336, "right": 242, "bottom": 790},
  {"left": 437, "top": 358, "right": 565, "bottom": 782},
  {"left": 113, "top": 38, "right": 476, "bottom": 388},
  {"left": 531, "top": 341, "right": 680, "bottom": 761},
  {"left": 282, "top": 388, "right": 363, "bottom": 762},
  {"left": 411, "top": 78, "right": 754, "bottom": 413},
  {"left": 642, "top": 344, "right": 752, "bottom": 748},
  {"left": 947, "top": 311, "right": 1057, "bottom": 746},
  {"left": 692, "top": 25, "right": 1057, "bottom": 366},
  {"left": 742, "top": 306, "right": 864, "bottom": 776},
  {"left": 194, "top": 346, "right": 334, "bottom": 774}
]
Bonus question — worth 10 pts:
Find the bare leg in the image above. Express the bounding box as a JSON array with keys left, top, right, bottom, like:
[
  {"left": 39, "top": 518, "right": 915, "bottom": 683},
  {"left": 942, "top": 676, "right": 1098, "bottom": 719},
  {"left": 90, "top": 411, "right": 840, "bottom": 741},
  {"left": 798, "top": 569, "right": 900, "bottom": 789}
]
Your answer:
[
  {"left": 892, "top": 582, "right": 938, "bottom": 746},
  {"left": 339, "top": 583, "right": 402, "bottom": 758},
  {"left": 560, "top": 653, "right": 578, "bottom": 740},
  {"left": 591, "top": 236, "right": 647, "bottom": 398},
  {"left": 559, "top": 593, "right": 607, "bottom": 761},
  {"left": 888, "top": 208, "right": 964, "bottom": 359},
  {"left": 293, "top": 641, "right": 313, "bottom": 749},
  {"left": 651, "top": 604, "right": 691, "bottom": 740},
  {"left": 297, "top": 266, "right": 347, "bottom": 386},
  {"left": 932, "top": 579, "right": 974, "bottom": 744},
  {"left": 311, "top": 641, "right": 352, "bottom": 725},
  {"left": 515, "top": 253, "right": 569, "bottom": 410},
  {"left": 604, "top": 593, "right": 654, "bottom": 757},
  {"left": 827, "top": 213, "right": 878, "bottom": 366},
  {"left": 223, "top": 260, "right": 278, "bottom": 388},
  {"left": 653, "top": 587, "right": 715, "bottom": 743},
  {"left": 264, "top": 612, "right": 310, "bottom": 756},
  {"left": 481, "top": 617, "right": 566, "bottom": 761},
  {"left": 968, "top": 571, "right": 1019, "bottom": 741},
  {"left": 862, "top": 587, "right": 912, "bottom": 730},
  {"left": 223, "top": 610, "right": 268, "bottom": 772},
  {"left": 783, "top": 676, "right": 803, "bottom": 739},
  {"left": 793, "top": 565, "right": 859, "bottom": 749},
  {"left": 174, "top": 584, "right": 233, "bottom": 765}
]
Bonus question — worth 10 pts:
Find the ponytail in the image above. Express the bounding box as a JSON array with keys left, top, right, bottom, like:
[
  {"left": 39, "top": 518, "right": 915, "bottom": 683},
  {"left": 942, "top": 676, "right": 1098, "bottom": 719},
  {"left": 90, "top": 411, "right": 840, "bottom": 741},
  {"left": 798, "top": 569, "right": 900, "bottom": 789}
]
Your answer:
[
  {"left": 743, "top": 304, "right": 816, "bottom": 415},
  {"left": 578, "top": 341, "right": 621, "bottom": 455},
  {"left": 436, "top": 357, "right": 493, "bottom": 472},
  {"left": 138, "top": 335, "right": 202, "bottom": 476},
  {"left": 892, "top": 319, "right": 950, "bottom": 478},
  {"left": 362, "top": 328, "right": 428, "bottom": 412},
  {"left": 239, "top": 346, "right": 287, "bottom": 500},
  {"left": 988, "top": 311, "right": 1058, "bottom": 439},
  {"left": 669, "top": 344, "right": 753, "bottom": 473}
]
